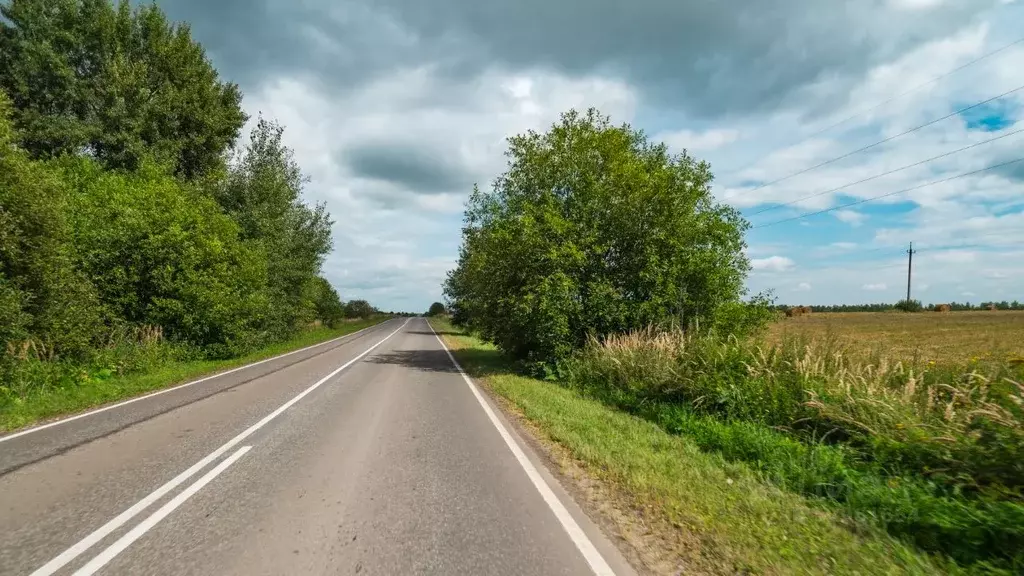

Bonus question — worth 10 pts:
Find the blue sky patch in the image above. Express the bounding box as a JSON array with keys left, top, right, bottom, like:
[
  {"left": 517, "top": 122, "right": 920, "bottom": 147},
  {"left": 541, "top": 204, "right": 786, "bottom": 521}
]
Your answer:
[{"left": 958, "top": 99, "right": 1018, "bottom": 132}]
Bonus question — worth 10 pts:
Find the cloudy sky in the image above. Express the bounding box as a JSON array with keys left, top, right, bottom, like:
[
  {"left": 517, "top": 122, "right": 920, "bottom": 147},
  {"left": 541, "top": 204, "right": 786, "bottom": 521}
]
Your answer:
[{"left": 158, "top": 0, "right": 1024, "bottom": 312}]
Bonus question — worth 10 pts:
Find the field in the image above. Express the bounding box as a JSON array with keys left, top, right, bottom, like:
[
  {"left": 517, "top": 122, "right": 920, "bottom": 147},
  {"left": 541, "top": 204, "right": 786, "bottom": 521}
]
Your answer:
[
  {"left": 433, "top": 310, "right": 1024, "bottom": 574},
  {"left": 767, "top": 310, "right": 1024, "bottom": 363}
]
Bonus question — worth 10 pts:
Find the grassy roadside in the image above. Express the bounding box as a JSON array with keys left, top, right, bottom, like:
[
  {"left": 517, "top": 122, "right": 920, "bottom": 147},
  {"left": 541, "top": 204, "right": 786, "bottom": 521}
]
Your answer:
[
  {"left": 429, "top": 318, "right": 953, "bottom": 575},
  {"left": 0, "top": 317, "right": 389, "bottom": 433}
]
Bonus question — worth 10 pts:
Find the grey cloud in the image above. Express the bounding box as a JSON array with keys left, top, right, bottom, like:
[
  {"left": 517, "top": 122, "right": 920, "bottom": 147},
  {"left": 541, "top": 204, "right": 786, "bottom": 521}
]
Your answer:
[
  {"left": 344, "top": 143, "right": 474, "bottom": 194},
  {"left": 156, "top": 0, "right": 999, "bottom": 118}
]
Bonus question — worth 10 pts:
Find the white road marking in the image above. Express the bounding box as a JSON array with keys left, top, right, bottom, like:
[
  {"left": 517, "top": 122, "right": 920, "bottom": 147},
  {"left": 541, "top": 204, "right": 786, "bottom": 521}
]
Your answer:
[
  {"left": 1, "top": 319, "right": 393, "bottom": 444},
  {"left": 73, "top": 445, "right": 253, "bottom": 576},
  {"left": 29, "top": 319, "right": 409, "bottom": 576},
  {"left": 426, "top": 319, "right": 617, "bottom": 576}
]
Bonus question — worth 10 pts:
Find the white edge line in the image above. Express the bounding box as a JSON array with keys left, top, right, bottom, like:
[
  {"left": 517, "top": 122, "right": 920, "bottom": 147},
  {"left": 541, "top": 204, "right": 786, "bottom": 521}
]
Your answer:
[
  {"left": 30, "top": 318, "right": 409, "bottom": 576},
  {"left": 1, "top": 318, "right": 395, "bottom": 443},
  {"left": 73, "top": 445, "right": 253, "bottom": 576},
  {"left": 425, "top": 319, "right": 616, "bottom": 576}
]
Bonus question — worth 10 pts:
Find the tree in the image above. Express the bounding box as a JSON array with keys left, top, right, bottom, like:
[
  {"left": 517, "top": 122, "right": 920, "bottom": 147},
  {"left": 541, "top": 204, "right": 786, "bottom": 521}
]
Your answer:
[
  {"left": 427, "top": 302, "right": 446, "bottom": 316},
  {"left": 344, "top": 299, "right": 374, "bottom": 319},
  {"left": 60, "top": 156, "right": 271, "bottom": 358},
  {"left": 444, "top": 109, "right": 754, "bottom": 369},
  {"left": 310, "top": 277, "right": 345, "bottom": 328},
  {"left": 0, "top": 0, "right": 246, "bottom": 179},
  {"left": 212, "top": 117, "right": 333, "bottom": 337},
  {"left": 0, "top": 93, "right": 104, "bottom": 359},
  {"left": 894, "top": 299, "right": 923, "bottom": 313}
]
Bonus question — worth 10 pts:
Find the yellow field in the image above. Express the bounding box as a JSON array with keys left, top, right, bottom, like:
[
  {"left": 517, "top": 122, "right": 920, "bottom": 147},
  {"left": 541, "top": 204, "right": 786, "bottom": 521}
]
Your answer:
[{"left": 767, "top": 310, "right": 1024, "bottom": 364}]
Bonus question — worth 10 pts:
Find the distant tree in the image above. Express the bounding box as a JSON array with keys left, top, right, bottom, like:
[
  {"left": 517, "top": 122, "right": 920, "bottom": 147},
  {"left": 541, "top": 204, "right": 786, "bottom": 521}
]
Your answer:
[
  {"left": 427, "top": 302, "right": 446, "bottom": 317},
  {"left": 344, "top": 299, "right": 374, "bottom": 319},
  {"left": 0, "top": 0, "right": 247, "bottom": 180},
  {"left": 444, "top": 108, "right": 758, "bottom": 370},
  {"left": 894, "top": 299, "right": 923, "bottom": 313},
  {"left": 310, "top": 277, "right": 344, "bottom": 328}
]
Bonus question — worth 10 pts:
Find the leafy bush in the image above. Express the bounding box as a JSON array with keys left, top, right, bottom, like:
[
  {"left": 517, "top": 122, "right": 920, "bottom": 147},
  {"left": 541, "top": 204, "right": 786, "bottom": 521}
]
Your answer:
[
  {"left": 0, "top": 95, "right": 105, "bottom": 360},
  {"left": 427, "top": 302, "right": 446, "bottom": 316},
  {"left": 444, "top": 108, "right": 759, "bottom": 370},
  {"left": 60, "top": 157, "right": 273, "bottom": 358},
  {"left": 895, "top": 299, "right": 924, "bottom": 312}
]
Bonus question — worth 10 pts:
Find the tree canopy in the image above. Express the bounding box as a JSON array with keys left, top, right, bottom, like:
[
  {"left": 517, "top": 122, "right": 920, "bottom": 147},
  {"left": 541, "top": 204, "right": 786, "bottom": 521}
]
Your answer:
[
  {"left": 444, "top": 109, "right": 756, "bottom": 370},
  {"left": 427, "top": 302, "right": 446, "bottom": 316},
  {"left": 0, "top": 0, "right": 246, "bottom": 179}
]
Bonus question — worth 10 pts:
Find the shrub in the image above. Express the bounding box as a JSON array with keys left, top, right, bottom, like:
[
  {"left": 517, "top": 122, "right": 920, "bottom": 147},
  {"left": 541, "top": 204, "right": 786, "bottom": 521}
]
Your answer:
[{"left": 60, "top": 157, "right": 273, "bottom": 358}]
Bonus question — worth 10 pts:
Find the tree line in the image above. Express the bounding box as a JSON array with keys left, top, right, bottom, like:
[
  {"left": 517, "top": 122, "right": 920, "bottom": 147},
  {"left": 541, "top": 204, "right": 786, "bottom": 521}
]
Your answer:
[
  {"left": 775, "top": 301, "right": 1024, "bottom": 312},
  {"left": 0, "top": 0, "right": 373, "bottom": 388}
]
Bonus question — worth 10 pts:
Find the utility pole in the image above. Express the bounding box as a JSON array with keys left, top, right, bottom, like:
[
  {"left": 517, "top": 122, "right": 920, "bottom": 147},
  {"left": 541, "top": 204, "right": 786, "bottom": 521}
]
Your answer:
[{"left": 906, "top": 241, "right": 916, "bottom": 303}]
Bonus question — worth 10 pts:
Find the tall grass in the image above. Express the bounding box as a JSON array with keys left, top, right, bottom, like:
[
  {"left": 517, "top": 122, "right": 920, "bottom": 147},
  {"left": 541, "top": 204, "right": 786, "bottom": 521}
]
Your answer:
[{"left": 564, "top": 328, "right": 1024, "bottom": 572}]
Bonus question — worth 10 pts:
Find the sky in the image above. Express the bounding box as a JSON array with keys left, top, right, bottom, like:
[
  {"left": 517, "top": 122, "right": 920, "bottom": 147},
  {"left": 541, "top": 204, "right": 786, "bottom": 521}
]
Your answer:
[{"left": 155, "top": 0, "right": 1024, "bottom": 313}]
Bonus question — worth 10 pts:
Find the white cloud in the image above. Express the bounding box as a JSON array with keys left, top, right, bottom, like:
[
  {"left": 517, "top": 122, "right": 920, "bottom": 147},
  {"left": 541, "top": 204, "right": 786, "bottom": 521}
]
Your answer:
[
  {"left": 962, "top": 291, "right": 977, "bottom": 296},
  {"left": 657, "top": 128, "right": 740, "bottom": 153},
  {"left": 833, "top": 210, "right": 868, "bottom": 226},
  {"left": 795, "top": 282, "right": 812, "bottom": 291},
  {"left": 890, "top": 0, "right": 946, "bottom": 10},
  {"left": 863, "top": 283, "right": 888, "bottom": 291},
  {"left": 831, "top": 242, "right": 857, "bottom": 250},
  {"left": 751, "top": 256, "right": 796, "bottom": 272},
  {"left": 245, "top": 67, "right": 637, "bottom": 311}
]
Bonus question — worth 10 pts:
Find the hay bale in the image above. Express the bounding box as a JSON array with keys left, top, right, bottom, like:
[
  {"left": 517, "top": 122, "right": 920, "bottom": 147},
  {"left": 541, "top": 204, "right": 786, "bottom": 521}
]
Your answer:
[{"left": 936, "top": 304, "right": 951, "bottom": 312}]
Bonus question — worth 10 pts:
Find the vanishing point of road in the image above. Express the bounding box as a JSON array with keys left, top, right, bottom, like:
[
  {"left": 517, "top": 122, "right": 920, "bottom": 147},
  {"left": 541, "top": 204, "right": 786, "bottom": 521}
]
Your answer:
[{"left": 0, "top": 318, "right": 635, "bottom": 576}]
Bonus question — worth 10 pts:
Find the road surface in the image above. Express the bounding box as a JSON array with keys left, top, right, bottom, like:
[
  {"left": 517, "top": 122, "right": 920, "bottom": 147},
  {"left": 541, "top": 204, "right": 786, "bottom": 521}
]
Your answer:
[{"left": 0, "top": 318, "right": 634, "bottom": 575}]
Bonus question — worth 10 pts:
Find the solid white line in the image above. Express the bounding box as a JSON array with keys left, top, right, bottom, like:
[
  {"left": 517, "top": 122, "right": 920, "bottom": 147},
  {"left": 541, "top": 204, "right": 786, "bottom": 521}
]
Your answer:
[
  {"left": 1, "top": 319, "right": 394, "bottom": 443},
  {"left": 72, "top": 446, "right": 253, "bottom": 576},
  {"left": 425, "top": 319, "right": 616, "bottom": 576},
  {"left": 29, "top": 319, "right": 409, "bottom": 576}
]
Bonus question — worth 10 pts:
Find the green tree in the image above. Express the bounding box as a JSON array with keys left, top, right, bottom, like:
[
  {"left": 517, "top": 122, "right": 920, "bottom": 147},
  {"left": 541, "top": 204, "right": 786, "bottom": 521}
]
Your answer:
[
  {"left": 444, "top": 109, "right": 754, "bottom": 369},
  {"left": 310, "top": 277, "right": 345, "bottom": 328},
  {"left": 0, "top": 93, "right": 103, "bottom": 359},
  {"left": 427, "top": 302, "right": 446, "bottom": 316},
  {"left": 0, "top": 0, "right": 246, "bottom": 179},
  {"left": 60, "top": 156, "right": 271, "bottom": 357},
  {"left": 212, "top": 117, "right": 333, "bottom": 337},
  {"left": 344, "top": 299, "right": 374, "bottom": 319},
  {"left": 895, "top": 299, "right": 923, "bottom": 312}
]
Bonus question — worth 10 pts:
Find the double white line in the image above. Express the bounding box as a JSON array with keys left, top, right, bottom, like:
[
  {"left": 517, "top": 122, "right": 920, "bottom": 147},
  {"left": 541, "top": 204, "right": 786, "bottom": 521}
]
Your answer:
[{"left": 31, "top": 319, "right": 409, "bottom": 576}]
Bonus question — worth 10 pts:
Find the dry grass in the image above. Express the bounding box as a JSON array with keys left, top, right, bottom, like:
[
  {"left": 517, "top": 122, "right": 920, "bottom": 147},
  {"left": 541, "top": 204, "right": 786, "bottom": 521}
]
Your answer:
[{"left": 767, "top": 311, "right": 1024, "bottom": 364}]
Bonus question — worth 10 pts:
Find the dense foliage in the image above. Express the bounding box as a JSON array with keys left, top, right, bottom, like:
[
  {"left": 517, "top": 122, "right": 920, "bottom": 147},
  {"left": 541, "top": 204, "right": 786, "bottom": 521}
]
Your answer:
[
  {"left": 426, "top": 302, "right": 446, "bottom": 316},
  {"left": 0, "top": 0, "right": 246, "bottom": 180},
  {"left": 444, "top": 109, "right": 764, "bottom": 370},
  {"left": 0, "top": 0, "right": 358, "bottom": 396}
]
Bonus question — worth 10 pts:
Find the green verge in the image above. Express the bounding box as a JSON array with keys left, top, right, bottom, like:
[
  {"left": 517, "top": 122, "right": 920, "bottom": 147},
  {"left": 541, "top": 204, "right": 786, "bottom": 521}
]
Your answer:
[
  {"left": 429, "top": 318, "right": 953, "bottom": 576},
  {"left": 0, "top": 317, "right": 388, "bottom": 433}
]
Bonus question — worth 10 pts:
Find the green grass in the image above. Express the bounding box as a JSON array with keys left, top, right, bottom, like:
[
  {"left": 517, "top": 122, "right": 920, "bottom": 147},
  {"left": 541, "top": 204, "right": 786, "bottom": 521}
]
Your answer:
[
  {"left": 430, "top": 318, "right": 954, "bottom": 576},
  {"left": 0, "top": 317, "right": 388, "bottom": 433}
]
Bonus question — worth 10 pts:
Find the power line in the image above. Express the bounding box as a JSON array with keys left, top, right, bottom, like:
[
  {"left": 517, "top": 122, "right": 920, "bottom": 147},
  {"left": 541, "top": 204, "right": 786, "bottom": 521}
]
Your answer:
[
  {"left": 746, "top": 127, "right": 1024, "bottom": 216},
  {"left": 721, "top": 33, "right": 1024, "bottom": 177},
  {"left": 751, "top": 156, "right": 1024, "bottom": 229},
  {"left": 735, "top": 82, "right": 1024, "bottom": 196}
]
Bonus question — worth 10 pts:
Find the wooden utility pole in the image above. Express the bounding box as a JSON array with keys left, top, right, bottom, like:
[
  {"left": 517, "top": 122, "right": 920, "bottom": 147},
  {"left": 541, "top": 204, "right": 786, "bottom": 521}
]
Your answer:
[{"left": 906, "top": 242, "right": 916, "bottom": 302}]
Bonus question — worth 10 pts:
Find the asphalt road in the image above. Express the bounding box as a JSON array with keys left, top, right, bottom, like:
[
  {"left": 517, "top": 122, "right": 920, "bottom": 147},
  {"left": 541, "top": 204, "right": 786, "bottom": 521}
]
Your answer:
[{"left": 0, "top": 317, "right": 634, "bottom": 576}]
